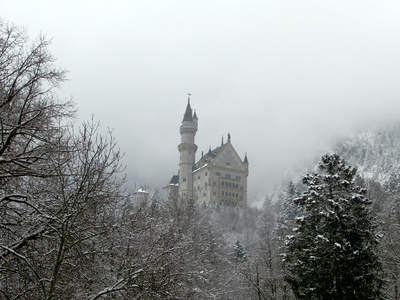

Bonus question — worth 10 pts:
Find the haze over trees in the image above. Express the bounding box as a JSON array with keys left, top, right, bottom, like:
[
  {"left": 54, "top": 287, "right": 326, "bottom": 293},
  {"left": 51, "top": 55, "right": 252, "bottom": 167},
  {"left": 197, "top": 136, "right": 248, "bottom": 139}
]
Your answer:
[{"left": 2, "top": 20, "right": 400, "bottom": 299}]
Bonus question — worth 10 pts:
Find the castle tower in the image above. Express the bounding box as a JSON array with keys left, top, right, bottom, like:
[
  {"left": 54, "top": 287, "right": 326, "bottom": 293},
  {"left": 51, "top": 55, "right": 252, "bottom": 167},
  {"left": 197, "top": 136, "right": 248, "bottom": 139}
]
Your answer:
[{"left": 178, "top": 96, "right": 198, "bottom": 199}]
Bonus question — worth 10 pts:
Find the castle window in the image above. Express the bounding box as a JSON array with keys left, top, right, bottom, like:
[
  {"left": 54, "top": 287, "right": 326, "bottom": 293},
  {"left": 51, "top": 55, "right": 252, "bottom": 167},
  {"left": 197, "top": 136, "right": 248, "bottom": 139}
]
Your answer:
[
  {"left": 183, "top": 176, "right": 186, "bottom": 182},
  {"left": 229, "top": 182, "right": 232, "bottom": 188},
  {"left": 226, "top": 174, "right": 231, "bottom": 179},
  {"left": 236, "top": 183, "right": 239, "bottom": 188},
  {"left": 213, "top": 190, "right": 216, "bottom": 196},
  {"left": 226, "top": 161, "right": 231, "bottom": 166},
  {"left": 236, "top": 175, "right": 241, "bottom": 180},
  {"left": 197, "top": 175, "right": 200, "bottom": 179},
  {"left": 205, "top": 172, "right": 208, "bottom": 176},
  {"left": 222, "top": 191, "right": 225, "bottom": 196},
  {"left": 213, "top": 181, "right": 216, "bottom": 186},
  {"left": 216, "top": 172, "right": 221, "bottom": 176},
  {"left": 222, "top": 181, "right": 225, "bottom": 186}
]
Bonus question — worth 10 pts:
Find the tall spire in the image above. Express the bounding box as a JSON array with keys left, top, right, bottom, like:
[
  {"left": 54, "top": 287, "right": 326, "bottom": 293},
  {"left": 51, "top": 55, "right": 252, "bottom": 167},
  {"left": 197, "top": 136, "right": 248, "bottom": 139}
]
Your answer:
[
  {"left": 244, "top": 153, "right": 249, "bottom": 164},
  {"left": 182, "top": 97, "right": 193, "bottom": 122}
]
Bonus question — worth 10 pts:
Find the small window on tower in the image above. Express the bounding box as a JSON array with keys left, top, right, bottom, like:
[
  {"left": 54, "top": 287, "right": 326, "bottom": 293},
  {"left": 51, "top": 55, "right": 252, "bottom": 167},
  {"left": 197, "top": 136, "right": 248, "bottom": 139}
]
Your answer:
[
  {"left": 183, "top": 177, "right": 186, "bottom": 182},
  {"left": 226, "top": 161, "right": 231, "bottom": 166}
]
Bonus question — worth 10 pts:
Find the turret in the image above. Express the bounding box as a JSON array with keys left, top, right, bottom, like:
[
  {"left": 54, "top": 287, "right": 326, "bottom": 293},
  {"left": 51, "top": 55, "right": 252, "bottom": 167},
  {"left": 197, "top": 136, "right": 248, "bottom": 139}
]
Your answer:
[
  {"left": 244, "top": 153, "right": 249, "bottom": 176},
  {"left": 178, "top": 96, "right": 198, "bottom": 199},
  {"left": 193, "top": 109, "right": 198, "bottom": 128}
]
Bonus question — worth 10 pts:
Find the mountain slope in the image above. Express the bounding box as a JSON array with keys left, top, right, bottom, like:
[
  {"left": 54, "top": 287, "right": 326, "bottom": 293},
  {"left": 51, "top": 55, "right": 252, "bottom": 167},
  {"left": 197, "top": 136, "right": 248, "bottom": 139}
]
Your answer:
[{"left": 335, "top": 124, "right": 400, "bottom": 191}]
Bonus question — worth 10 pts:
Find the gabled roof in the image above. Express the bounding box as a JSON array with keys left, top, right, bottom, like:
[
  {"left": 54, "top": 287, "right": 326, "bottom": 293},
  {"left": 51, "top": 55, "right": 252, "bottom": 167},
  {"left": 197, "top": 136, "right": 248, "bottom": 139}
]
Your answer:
[
  {"left": 194, "top": 141, "right": 247, "bottom": 172},
  {"left": 194, "top": 144, "right": 224, "bottom": 170}
]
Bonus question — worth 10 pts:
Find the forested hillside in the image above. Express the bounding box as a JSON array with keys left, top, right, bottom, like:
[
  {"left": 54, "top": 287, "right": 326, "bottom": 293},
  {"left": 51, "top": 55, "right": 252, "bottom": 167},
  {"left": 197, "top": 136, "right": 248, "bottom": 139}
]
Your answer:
[{"left": 335, "top": 124, "right": 400, "bottom": 194}]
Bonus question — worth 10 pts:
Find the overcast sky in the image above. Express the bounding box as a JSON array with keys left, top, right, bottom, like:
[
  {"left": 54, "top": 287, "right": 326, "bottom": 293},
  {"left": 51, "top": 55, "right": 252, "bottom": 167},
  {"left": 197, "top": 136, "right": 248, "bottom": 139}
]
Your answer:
[{"left": 3, "top": 1, "right": 400, "bottom": 205}]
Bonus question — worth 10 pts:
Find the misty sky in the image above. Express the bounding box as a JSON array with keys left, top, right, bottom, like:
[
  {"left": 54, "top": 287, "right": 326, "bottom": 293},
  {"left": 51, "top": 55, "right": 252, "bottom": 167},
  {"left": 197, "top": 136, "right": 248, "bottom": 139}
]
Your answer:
[{"left": 2, "top": 1, "right": 400, "bottom": 205}]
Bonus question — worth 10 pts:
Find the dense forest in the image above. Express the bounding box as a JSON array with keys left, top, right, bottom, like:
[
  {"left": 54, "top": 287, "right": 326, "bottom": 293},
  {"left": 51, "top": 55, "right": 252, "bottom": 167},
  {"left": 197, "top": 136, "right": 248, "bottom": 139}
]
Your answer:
[{"left": 1, "top": 21, "right": 400, "bottom": 299}]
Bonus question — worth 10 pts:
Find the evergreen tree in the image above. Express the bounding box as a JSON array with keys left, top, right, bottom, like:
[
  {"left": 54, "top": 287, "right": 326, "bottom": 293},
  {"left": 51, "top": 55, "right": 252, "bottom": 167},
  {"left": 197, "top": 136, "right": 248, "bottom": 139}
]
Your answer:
[
  {"left": 233, "top": 240, "right": 246, "bottom": 262},
  {"left": 276, "top": 180, "right": 303, "bottom": 241},
  {"left": 285, "top": 154, "right": 383, "bottom": 299}
]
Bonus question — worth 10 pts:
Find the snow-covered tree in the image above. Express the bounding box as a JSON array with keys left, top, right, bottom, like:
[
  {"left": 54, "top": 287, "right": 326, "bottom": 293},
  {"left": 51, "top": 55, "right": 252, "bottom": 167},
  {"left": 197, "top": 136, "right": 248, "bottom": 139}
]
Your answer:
[
  {"left": 0, "top": 22, "right": 127, "bottom": 299},
  {"left": 233, "top": 240, "right": 246, "bottom": 262},
  {"left": 276, "top": 181, "right": 302, "bottom": 241},
  {"left": 285, "top": 154, "right": 383, "bottom": 299}
]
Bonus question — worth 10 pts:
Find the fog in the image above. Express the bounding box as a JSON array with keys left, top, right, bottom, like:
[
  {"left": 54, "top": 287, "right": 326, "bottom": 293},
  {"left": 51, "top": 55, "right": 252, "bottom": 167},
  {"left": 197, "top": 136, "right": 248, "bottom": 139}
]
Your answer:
[{"left": 3, "top": 1, "right": 400, "bottom": 205}]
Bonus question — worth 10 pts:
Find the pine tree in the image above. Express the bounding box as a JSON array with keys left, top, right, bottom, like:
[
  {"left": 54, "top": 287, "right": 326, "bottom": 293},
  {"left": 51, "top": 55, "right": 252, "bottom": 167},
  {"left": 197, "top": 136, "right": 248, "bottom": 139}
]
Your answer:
[
  {"left": 285, "top": 154, "right": 383, "bottom": 299},
  {"left": 233, "top": 240, "right": 246, "bottom": 262},
  {"left": 276, "top": 181, "right": 303, "bottom": 241}
]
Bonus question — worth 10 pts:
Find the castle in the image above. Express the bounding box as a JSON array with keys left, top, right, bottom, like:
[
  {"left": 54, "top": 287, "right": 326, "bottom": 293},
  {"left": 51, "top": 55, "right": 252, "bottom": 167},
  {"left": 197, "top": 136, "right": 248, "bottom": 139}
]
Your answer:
[{"left": 168, "top": 97, "right": 249, "bottom": 207}]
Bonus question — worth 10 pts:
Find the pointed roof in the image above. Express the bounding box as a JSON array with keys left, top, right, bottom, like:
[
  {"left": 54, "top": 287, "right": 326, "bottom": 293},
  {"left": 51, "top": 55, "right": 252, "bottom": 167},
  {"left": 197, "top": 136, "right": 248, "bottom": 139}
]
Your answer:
[
  {"left": 193, "top": 141, "right": 247, "bottom": 173},
  {"left": 169, "top": 174, "right": 179, "bottom": 185},
  {"left": 194, "top": 143, "right": 225, "bottom": 170},
  {"left": 244, "top": 153, "right": 249, "bottom": 164},
  {"left": 183, "top": 100, "right": 193, "bottom": 122},
  {"left": 193, "top": 109, "right": 198, "bottom": 120}
]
